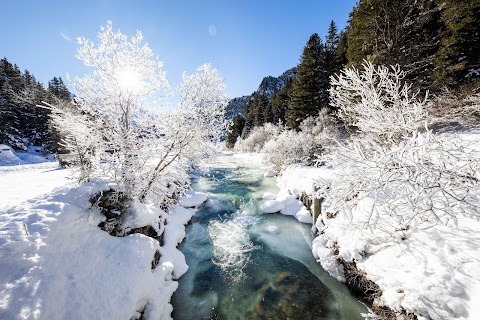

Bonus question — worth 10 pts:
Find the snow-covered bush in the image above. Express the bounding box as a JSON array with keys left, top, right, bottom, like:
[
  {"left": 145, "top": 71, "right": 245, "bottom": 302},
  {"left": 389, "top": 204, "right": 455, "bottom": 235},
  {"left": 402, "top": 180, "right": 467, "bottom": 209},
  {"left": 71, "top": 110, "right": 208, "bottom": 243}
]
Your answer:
[
  {"left": 299, "top": 108, "right": 347, "bottom": 153},
  {"left": 233, "top": 123, "right": 281, "bottom": 153},
  {"left": 323, "top": 131, "right": 480, "bottom": 230},
  {"left": 45, "top": 21, "right": 226, "bottom": 206},
  {"left": 261, "top": 129, "right": 315, "bottom": 171},
  {"left": 330, "top": 62, "right": 428, "bottom": 146},
  {"left": 320, "top": 63, "right": 480, "bottom": 231}
]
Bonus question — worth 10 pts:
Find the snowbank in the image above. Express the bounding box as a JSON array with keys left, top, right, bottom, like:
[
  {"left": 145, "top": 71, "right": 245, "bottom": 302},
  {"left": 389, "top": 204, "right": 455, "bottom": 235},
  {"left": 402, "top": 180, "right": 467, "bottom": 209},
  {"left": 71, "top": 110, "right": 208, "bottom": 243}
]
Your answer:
[
  {"left": 0, "top": 144, "right": 24, "bottom": 165},
  {"left": 178, "top": 190, "right": 208, "bottom": 208},
  {"left": 0, "top": 167, "right": 203, "bottom": 319},
  {"left": 259, "top": 193, "right": 312, "bottom": 223},
  {"left": 0, "top": 144, "right": 53, "bottom": 166},
  {"left": 271, "top": 160, "right": 480, "bottom": 319},
  {"left": 258, "top": 165, "right": 333, "bottom": 224}
]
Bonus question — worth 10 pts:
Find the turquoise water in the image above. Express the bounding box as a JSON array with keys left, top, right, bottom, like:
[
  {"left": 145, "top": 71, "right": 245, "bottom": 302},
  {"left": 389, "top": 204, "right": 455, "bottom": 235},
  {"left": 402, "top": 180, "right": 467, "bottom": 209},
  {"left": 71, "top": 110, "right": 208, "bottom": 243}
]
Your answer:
[{"left": 171, "top": 155, "right": 367, "bottom": 319}]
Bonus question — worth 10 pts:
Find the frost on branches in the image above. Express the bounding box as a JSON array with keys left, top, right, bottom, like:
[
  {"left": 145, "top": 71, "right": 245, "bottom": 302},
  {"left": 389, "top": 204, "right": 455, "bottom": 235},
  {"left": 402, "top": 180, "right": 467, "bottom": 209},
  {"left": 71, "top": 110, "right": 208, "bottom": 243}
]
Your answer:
[
  {"left": 43, "top": 21, "right": 227, "bottom": 206},
  {"left": 329, "top": 62, "right": 428, "bottom": 145},
  {"left": 319, "top": 62, "right": 480, "bottom": 232}
]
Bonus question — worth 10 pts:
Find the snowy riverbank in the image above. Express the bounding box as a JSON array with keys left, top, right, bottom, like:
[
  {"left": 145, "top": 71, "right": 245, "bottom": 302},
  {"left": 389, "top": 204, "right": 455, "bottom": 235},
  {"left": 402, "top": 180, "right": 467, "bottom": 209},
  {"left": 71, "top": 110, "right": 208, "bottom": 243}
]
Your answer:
[
  {"left": 256, "top": 133, "right": 480, "bottom": 319},
  {"left": 0, "top": 163, "right": 207, "bottom": 319}
]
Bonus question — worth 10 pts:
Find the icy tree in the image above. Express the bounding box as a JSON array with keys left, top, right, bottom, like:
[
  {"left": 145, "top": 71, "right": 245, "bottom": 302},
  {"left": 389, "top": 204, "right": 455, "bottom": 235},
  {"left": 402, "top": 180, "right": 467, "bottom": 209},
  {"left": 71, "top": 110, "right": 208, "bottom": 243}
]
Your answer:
[
  {"left": 137, "top": 64, "right": 227, "bottom": 202},
  {"left": 329, "top": 62, "right": 429, "bottom": 146},
  {"left": 319, "top": 63, "right": 480, "bottom": 232},
  {"left": 44, "top": 21, "right": 226, "bottom": 206}
]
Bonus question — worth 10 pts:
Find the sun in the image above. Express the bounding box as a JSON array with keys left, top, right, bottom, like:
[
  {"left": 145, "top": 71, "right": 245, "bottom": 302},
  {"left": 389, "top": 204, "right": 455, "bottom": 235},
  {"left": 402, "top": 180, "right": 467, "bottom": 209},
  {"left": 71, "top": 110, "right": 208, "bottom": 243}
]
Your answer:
[{"left": 117, "top": 68, "right": 141, "bottom": 94}]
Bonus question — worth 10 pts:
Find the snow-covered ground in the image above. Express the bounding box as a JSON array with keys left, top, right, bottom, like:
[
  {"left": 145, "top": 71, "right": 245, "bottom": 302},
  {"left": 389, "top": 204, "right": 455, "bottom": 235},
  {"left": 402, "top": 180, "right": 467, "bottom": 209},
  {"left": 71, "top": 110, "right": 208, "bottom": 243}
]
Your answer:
[
  {"left": 257, "top": 132, "right": 480, "bottom": 319},
  {"left": 0, "top": 162, "right": 206, "bottom": 319},
  {"left": 0, "top": 145, "right": 54, "bottom": 167}
]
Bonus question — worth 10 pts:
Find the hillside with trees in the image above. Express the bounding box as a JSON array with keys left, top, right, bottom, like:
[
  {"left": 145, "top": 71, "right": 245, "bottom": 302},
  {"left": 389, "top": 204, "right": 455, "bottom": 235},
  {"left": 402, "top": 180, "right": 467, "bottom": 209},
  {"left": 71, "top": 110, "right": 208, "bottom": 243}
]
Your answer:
[
  {"left": 0, "top": 57, "right": 71, "bottom": 152},
  {"left": 227, "top": 0, "right": 480, "bottom": 148}
]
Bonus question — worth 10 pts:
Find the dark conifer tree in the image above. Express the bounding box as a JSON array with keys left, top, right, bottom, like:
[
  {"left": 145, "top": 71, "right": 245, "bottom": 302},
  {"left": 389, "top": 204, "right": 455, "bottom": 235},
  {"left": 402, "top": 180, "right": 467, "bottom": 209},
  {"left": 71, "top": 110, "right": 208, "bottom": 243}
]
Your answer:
[
  {"left": 335, "top": 30, "right": 349, "bottom": 73},
  {"left": 270, "top": 77, "right": 293, "bottom": 125},
  {"left": 325, "top": 21, "right": 340, "bottom": 76},
  {"left": 225, "top": 114, "right": 245, "bottom": 148},
  {"left": 346, "top": 0, "right": 447, "bottom": 90},
  {"left": 263, "top": 102, "right": 273, "bottom": 124},
  {"left": 241, "top": 94, "right": 257, "bottom": 138},
  {"left": 287, "top": 33, "right": 329, "bottom": 129},
  {"left": 253, "top": 93, "right": 269, "bottom": 127}
]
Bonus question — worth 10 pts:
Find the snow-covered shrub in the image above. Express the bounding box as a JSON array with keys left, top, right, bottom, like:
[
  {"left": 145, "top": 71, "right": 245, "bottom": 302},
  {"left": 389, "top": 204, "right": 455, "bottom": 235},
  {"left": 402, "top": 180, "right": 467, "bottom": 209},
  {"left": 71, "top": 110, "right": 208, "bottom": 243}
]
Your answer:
[
  {"left": 322, "top": 131, "right": 480, "bottom": 230},
  {"left": 330, "top": 62, "right": 428, "bottom": 146},
  {"left": 261, "top": 129, "right": 315, "bottom": 171},
  {"left": 320, "top": 63, "right": 480, "bottom": 231},
  {"left": 299, "top": 108, "right": 347, "bottom": 154},
  {"left": 233, "top": 123, "right": 281, "bottom": 153}
]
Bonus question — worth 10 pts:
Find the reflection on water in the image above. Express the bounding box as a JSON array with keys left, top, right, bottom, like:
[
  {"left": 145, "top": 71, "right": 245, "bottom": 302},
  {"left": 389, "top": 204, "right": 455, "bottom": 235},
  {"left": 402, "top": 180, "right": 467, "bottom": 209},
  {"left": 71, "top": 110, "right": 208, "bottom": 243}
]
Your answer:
[{"left": 171, "top": 155, "right": 367, "bottom": 319}]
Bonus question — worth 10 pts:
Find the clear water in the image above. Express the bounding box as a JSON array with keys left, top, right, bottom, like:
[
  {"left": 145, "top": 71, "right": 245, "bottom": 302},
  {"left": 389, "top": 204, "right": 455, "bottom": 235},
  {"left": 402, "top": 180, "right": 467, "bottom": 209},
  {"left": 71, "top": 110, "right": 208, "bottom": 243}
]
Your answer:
[{"left": 171, "top": 154, "right": 367, "bottom": 319}]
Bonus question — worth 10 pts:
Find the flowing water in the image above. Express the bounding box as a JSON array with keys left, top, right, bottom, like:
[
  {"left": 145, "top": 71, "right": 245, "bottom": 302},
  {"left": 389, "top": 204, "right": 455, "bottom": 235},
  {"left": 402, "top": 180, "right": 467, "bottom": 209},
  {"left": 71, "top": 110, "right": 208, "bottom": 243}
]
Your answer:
[{"left": 171, "top": 153, "right": 367, "bottom": 319}]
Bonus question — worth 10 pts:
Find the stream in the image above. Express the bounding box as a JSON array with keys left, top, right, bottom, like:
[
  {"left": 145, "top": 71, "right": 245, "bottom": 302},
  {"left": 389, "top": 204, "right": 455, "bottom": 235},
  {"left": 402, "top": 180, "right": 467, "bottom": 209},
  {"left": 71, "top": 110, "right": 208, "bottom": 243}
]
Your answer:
[{"left": 171, "top": 153, "right": 367, "bottom": 319}]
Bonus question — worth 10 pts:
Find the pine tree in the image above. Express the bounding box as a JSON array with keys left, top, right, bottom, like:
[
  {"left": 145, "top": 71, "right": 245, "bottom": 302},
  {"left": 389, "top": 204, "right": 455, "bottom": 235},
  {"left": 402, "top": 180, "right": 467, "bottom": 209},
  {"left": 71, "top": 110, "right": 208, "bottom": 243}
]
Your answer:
[
  {"left": 325, "top": 21, "right": 339, "bottom": 76},
  {"left": 287, "top": 33, "right": 329, "bottom": 129},
  {"left": 263, "top": 102, "right": 273, "bottom": 124},
  {"left": 48, "top": 76, "right": 71, "bottom": 101},
  {"left": 225, "top": 114, "right": 245, "bottom": 148},
  {"left": 400, "top": 0, "right": 443, "bottom": 89},
  {"left": 253, "top": 93, "right": 269, "bottom": 126},
  {"left": 241, "top": 94, "right": 256, "bottom": 138},
  {"left": 346, "top": 0, "right": 406, "bottom": 66},
  {"left": 271, "top": 77, "right": 293, "bottom": 124},
  {"left": 335, "top": 30, "right": 349, "bottom": 73},
  {"left": 346, "top": 0, "right": 446, "bottom": 90}
]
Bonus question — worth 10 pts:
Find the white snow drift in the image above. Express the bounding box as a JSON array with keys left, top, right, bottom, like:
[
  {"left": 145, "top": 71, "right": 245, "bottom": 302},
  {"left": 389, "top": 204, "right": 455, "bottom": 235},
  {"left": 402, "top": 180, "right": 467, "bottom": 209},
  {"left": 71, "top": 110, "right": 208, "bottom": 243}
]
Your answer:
[{"left": 0, "top": 163, "right": 207, "bottom": 320}]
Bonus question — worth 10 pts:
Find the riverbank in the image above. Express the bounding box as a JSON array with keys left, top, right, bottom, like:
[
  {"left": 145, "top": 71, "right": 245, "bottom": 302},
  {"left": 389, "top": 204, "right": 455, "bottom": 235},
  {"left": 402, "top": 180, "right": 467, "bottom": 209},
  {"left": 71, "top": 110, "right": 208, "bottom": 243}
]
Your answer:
[
  {"left": 263, "top": 162, "right": 480, "bottom": 319},
  {"left": 0, "top": 163, "right": 206, "bottom": 319}
]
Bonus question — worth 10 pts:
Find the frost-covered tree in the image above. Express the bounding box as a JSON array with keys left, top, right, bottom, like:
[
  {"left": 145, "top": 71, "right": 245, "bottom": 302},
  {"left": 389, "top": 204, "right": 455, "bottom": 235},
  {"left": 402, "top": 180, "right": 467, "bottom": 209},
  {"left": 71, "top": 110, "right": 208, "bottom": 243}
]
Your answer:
[
  {"left": 319, "top": 63, "right": 480, "bottom": 231},
  {"left": 61, "top": 21, "right": 170, "bottom": 200},
  {"left": 329, "top": 62, "right": 428, "bottom": 145},
  {"left": 45, "top": 21, "right": 226, "bottom": 205},
  {"left": 137, "top": 63, "right": 227, "bottom": 202}
]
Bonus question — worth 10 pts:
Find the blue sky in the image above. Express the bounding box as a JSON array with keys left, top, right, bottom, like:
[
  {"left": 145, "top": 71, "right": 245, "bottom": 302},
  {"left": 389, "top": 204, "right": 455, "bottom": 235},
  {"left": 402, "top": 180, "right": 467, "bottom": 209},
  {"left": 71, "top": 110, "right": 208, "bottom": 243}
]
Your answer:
[{"left": 1, "top": 0, "right": 357, "bottom": 101}]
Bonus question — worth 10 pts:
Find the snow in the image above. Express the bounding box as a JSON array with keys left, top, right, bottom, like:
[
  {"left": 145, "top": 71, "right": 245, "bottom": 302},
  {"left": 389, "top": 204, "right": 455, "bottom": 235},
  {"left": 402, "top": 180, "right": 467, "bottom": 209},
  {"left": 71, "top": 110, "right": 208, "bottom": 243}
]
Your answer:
[
  {"left": 263, "top": 169, "right": 276, "bottom": 177},
  {"left": 0, "top": 144, "right": 23, "bottom": 165},
  {"left": 259, "top": 199, "right": 284, "bottom": 213},
  {"left": 0, "top": 163, "right": 71, "bottom": 208},
  {"left": 271, "top": 132, "right": 480, "bottom": 319},
  {"left": 261, "top": 192, "right": 277, "bottom": 200},
  {"left": 258, "top": 191, "right": 313, "bottom": 224},
  {"left": 178, "top": 190, "right": 208, "bottom": 208},
  {"left": 162, "top": 205, "right": 196, "bottom": 279},
  {"left": 0, "top": 163, "right": 202, "bottom": 319},
  {"left": 0, "top": 144, "right": 53, "bottom": 166}
]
